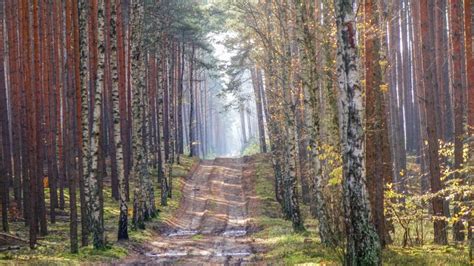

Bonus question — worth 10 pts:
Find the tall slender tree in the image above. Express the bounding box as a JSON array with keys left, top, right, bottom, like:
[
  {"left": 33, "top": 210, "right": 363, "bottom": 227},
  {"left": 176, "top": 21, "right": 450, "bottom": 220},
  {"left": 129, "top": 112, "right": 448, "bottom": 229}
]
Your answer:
[
  {"left": 130, "top": 0, "right": 147, "bottom": 230},
  {"left": 334, "top": 0, "right": 381, "bottom": 264},
  {"left": 449, "top": 0, "right": 466, "bottom": 242},
  {"left": 88, "top": 0, "right": 106, "bottom": 249},
  {"left": 364, "top": 0, "right": 392, "bottom": 248},
  {"left": 0, "top": 0, "right": 10, "bottom": 233},
  {"left": 419, "top": 0, "right": 448, "bottom": 245}
]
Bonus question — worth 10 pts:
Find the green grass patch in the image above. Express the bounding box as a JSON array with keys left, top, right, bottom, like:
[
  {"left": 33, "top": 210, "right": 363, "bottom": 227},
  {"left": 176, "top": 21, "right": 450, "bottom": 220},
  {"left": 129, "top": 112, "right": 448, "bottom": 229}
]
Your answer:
[
  {"left": 249, "top": 154, "right": 341, "bottom": 265},
  {"left": 191, "top": 234, "right": 204, "bottom": 241},
  {"left": 383, "top": 245, "right": 470, "bottom": 266}
]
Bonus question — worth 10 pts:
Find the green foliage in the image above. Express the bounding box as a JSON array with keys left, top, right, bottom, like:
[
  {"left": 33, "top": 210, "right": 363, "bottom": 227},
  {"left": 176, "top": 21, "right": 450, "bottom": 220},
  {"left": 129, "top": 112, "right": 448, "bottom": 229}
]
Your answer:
[
  {"left": 385, "top": 140, "right": 473, "bottom": 248},
  {"left": 241, "top": 137, "right": 260, "bottom": 156}
]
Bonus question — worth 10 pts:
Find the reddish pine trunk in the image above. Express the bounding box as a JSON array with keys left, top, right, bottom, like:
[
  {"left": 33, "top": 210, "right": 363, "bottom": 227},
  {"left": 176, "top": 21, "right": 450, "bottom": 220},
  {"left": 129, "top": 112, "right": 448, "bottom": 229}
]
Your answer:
[
  {"left": 20, "top": 0, "right": 38, "bottom": 249},
  {"left": 5, "top": 0, "right": 23, "bottom": 216},
  {"left": 449, "top": 0, "right": 466, "bottom": 242},
  {"left": 44, "top": 0, "right": 57, "bottom": 221},
  {"left": 65, "top": 0, "right": 79, "bottom": 253},
  {"left": 419, "top": 0, "right": 448, "bottom": 245},
  {"left": 466, "top": 0, "right": 474, "bottom": 132},
  {"left": 34, "top": 0, "right": 47, "bottom": 237},
  {"left": 365, "top": 0, "right": 392, "bottom": 247}
]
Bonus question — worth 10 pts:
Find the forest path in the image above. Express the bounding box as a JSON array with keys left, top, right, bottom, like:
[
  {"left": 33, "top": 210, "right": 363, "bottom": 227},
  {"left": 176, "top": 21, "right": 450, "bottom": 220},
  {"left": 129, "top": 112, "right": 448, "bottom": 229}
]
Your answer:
[{"left": 123, "top": 158, "right": 259, "bottom": 265}]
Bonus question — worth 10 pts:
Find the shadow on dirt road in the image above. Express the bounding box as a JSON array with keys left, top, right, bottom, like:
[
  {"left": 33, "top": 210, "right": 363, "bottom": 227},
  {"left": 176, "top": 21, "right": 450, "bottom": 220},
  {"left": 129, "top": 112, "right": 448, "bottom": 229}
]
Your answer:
[{"left": 120, "top": 158, "right": 262, "bottom": 265}]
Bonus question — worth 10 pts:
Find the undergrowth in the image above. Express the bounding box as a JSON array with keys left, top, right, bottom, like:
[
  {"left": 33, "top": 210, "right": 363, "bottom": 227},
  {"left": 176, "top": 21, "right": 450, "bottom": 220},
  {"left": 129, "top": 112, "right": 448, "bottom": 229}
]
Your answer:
[
  {"left": 0, "top": 157, "right": 198, "bottom": 265},
  {"left": 249, "top": 153, "right": 470, "bottom": 265}
]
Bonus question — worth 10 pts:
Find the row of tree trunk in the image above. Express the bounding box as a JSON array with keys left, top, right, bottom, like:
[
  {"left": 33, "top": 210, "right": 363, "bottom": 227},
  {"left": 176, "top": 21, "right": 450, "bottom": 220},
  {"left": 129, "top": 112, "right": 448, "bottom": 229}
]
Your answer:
[
  {"left": 0, "top": 0, "right": 227, "bottom": 252},
  {"left": 237, "top": 0, "right": 473, "bottom": 264}
]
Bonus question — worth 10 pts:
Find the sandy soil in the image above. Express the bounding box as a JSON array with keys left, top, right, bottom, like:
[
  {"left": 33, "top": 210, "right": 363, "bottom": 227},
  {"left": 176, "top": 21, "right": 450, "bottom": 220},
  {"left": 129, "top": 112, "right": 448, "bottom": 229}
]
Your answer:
[{"left": 120, "top": 158, "right": 262, "bottom": 265}]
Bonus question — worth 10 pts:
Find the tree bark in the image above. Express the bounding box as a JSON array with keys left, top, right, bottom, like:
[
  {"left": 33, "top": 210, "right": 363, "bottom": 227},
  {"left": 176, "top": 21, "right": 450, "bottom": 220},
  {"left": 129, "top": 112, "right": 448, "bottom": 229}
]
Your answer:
[
  {"left": 0, "top": 0, "right": 10, "bottom": 232},
  {"left": 364, "top": 0, "right": 391, "bottom": 248},
  {"left": 79, "top": 0, "right": 91, "bottom": 247},
  {"left": 449, "top": 0, "right": 466, "bottom": 242},
  {"left": 88, "top": 0, "right": 106, "bottom": 249},
  {"left": 419, "top": 0, "right": 448, "bottom": 245},
  {"left": 334, "top": 0, "right": 381, "bottom": 264},
  {"left": 130, "top": 0, "right": 147, "bottom": 230}
]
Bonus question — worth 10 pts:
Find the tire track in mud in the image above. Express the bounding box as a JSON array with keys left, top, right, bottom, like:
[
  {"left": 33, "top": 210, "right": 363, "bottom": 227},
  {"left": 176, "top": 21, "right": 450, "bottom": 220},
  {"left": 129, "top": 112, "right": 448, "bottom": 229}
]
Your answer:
[{"left": 122, "top": 158, "right": 258, "bottom": 265}]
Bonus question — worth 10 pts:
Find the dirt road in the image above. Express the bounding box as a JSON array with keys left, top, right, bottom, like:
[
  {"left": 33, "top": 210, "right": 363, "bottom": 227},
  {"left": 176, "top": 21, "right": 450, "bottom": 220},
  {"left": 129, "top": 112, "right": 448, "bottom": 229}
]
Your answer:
[{"left": 123, "top": 158, "right": 259, "bottom": 265}]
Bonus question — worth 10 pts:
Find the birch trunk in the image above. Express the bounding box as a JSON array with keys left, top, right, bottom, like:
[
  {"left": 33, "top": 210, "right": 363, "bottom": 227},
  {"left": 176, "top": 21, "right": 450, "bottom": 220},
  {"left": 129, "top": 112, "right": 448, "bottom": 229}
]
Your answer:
[
  {"left": 130, "top": 0, "right": 147, "bottom": 229},
  {"left": 334, "top": 0, "right": 381, "bottom": 264},
  {"left": 89, "top": 0, "right": 106, "bottom": 249},
  {"left": 79, "top": 0, "right": 91, "bottom": 246}
]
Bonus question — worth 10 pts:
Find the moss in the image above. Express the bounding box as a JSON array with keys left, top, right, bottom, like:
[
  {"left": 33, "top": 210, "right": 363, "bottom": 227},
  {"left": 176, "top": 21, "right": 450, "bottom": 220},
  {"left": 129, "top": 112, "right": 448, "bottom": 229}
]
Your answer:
[{"left": 191, "top": 234, "right": 204, "bottom": 241}]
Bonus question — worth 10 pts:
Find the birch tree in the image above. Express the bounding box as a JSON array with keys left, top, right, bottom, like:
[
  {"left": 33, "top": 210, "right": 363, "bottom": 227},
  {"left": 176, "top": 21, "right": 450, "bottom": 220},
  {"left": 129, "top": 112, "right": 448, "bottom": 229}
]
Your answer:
[
  {"left": 130, "top": 0, "right": 147, "bottom": 229},
  {"left": 88, "top": 0, "right": 106, "bottom": 249},
  {"left": 333, "top": 0, "right": 381, "bottom": 264}
]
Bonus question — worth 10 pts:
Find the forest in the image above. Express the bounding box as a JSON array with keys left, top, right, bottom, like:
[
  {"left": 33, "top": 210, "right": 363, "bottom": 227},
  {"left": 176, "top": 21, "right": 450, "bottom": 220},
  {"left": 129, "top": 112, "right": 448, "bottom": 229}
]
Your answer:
[{"left": 0, "top": 0, "right": 473, "bottom": 265}]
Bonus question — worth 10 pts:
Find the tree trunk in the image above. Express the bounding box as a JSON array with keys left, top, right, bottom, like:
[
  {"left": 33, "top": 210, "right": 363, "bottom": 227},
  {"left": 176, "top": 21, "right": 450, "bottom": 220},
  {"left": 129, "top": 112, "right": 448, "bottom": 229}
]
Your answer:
[
  {"left": 449, "top": 0, "right": 466, "bottom": 242},
  {"left": 466, "top": 0, "right": 474, "bottom": 133},
  {"left": 34, "top": 0, "right": 47, "bottom": 237},
  {"left": 419, "top": 0, "right": 448, "bottom": 245},
  {"left": 364, "top": 0, "right": 391, "bottom": 248},
  {"left": 5, "top": 0, "right": 23, "bottom": 217},
  {"left": 130, "top": 0, "right": 146, "bottom": 230},
  {"left": 0, "top": 0, "right": 10, "bottom": 232},
  {"left": 189, "top": 44, "right": 196, "bottom": 157},
  {"left": 79, "top": 0, "right": 91, "bottom": 247},
  {"left": 88, "top": 0, "right": 106, "bottom": 249},
  {"left": 251, "top": 67, "right": 267, "bottom": 153},
  {"left": 334, "top": 0, "right": 381, "bottom": 264},
  {"left": 65, "top": 0, "right": 79, "bottom": 253}
]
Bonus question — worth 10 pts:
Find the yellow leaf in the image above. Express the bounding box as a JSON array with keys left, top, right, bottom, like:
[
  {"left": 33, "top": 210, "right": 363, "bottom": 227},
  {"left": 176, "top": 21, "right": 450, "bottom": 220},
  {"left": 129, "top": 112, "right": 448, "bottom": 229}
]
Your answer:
[{"left": 379, "top": 84, "right": 389, "bottom": 93}]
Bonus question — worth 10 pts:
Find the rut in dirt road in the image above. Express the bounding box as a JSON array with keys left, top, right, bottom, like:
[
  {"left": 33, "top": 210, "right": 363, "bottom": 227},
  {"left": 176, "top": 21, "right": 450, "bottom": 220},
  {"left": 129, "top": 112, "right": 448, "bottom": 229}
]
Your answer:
[{"left": 127, "top": 158, "right": 258, "bottom": 265}]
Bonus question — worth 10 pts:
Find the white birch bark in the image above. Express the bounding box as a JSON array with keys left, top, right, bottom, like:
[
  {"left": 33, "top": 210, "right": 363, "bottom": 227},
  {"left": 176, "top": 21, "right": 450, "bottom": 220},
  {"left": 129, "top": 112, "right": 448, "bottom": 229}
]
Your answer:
[
  {"left": 88, "top": 0, "right": 106, "bottom": 248},
  {"left": 109, "top": 0, "right": 128, "bottom": 240},
  {"left": 130, "top": 0, "right": 146, "bottom": 229},
  {"left": 333, "top": 0, "right": 381, "bottom": 264}
]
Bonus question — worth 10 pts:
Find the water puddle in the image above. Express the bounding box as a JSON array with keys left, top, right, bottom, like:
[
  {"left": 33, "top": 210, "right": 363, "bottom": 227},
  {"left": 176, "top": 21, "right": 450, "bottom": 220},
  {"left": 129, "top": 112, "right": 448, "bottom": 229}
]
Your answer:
[
  {"left": 215, "top": 251, "right": 253, "bottom": 257},
  {"left": 222, "top": 229, "right": 247, "bottom": 237},
  {"left": 167, "top": 229, "right": 198, "bottom": 237},
  {"left": 145, "top": 251, "right": 188, "bottom": 258},
  {"left": 145, "top": 250, "right": 252, "bottom": 258}
]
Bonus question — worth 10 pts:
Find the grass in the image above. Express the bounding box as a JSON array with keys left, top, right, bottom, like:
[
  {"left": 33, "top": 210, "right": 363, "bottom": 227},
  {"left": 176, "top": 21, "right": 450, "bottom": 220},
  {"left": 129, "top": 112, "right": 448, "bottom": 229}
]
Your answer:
[
  {"left": 248, "top": 154, "right": 471, "bottom": 265},
  {"left": 241, "top": 137, "right": 261, "bottom": 156},
  {"left": 0, "top": 156, "right": 199, "bottom": 265},
  {"left": 249, "top": 154, "right": 341, "bottom": 265}
]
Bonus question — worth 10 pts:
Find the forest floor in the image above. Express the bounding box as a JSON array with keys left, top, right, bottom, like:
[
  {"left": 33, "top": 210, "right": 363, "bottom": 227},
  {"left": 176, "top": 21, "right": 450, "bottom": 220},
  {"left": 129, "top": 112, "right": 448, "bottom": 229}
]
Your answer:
[
  {"left": 0, "top": 154, "right": 470, "bottom": 265},
  {"left": 0, "top": 157, "right": 200, "bottom": 265}
]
